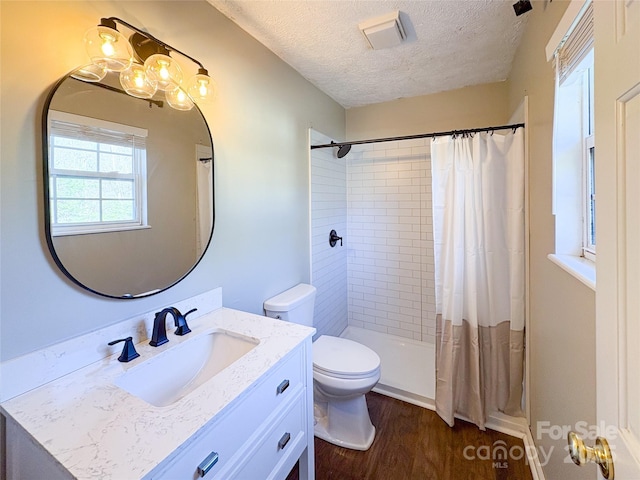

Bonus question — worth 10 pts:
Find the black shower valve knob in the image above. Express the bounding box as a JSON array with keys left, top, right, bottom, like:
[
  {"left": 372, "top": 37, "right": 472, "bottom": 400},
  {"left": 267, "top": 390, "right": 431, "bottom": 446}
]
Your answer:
[{"left": 329, "top": 229, "right": 343, "bottom": 247}]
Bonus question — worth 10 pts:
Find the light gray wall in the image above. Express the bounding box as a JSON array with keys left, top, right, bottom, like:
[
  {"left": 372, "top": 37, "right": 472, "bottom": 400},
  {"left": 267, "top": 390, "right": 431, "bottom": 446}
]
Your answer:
[
  {"left": 0, "top": 1, "right": 345, "bottom": 361},
  {"left": 507, "top": 2, "right": 596, "bottom": 478},
  {"left": 346, "top": 81, "right": 509, "bottom": 140}
]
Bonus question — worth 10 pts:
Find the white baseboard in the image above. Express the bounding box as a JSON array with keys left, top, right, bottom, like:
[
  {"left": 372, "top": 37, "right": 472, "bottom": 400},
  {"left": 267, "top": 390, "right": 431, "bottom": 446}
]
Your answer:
[
  {"left": 372, "top": 383, "right": 435, "bottom": 410},
  {"left": 484, "top": 412, "right": 545, "bottom": 480}
]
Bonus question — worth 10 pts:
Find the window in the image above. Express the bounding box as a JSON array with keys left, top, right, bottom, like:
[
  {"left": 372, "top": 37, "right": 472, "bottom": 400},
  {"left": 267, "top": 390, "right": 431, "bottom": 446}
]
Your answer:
[
  {"left": 584, "top": 132, "right": 596, "bottom": 260},
  {"left": 550, "top": 1, "right": 596, "bottom": 263},
  {"left": 48, "top": 111, "right": 148, "bottom": 236}
]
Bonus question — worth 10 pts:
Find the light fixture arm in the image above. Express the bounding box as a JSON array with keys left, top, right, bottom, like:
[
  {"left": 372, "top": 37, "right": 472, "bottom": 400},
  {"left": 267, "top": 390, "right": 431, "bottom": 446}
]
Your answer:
[{"left": 103, "top": 17, "right": 208, "bottom": 73}]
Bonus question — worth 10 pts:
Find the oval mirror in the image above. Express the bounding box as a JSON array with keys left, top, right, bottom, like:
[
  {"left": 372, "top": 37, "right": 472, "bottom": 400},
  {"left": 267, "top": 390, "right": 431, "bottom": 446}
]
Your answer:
[{"left": 43, "top": 69, "right": 214, "bottom": 299}]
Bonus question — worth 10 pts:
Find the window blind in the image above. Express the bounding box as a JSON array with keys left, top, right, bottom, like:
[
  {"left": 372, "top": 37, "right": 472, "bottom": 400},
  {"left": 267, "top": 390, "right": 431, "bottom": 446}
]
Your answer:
[
  {"left": 49, "top": 113, "right": 147, "bottom": 150},
  {"left": 556, "top": 1, "right": 594, "bottom": 85}
]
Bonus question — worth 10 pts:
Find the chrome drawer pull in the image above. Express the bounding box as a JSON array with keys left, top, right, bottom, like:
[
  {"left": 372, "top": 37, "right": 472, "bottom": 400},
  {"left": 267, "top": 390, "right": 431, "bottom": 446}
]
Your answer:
[
  {"left": 278, "top": 432, "right": 291, "bottom": 450},
  {"left": 276, "top": 379, "right": 290, "bottom": 395},
  {"left": 197, "top": 451, "right": 219, "bottom": 477}
]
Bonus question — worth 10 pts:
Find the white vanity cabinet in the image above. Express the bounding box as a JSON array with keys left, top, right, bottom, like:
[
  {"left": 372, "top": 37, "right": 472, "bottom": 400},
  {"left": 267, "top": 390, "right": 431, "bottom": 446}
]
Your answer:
[
  {"left": 0, "top": 303, "right": 316, "bottom": 480},
  {"left": 148, "top": 342, "right": 314, "bottom": 480}
]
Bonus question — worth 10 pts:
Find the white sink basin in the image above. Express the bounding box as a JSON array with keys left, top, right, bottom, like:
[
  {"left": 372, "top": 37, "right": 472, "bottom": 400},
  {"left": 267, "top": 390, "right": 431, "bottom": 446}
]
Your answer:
[{"left": 115, "top": 330, "right": 259, "bottom": 407}]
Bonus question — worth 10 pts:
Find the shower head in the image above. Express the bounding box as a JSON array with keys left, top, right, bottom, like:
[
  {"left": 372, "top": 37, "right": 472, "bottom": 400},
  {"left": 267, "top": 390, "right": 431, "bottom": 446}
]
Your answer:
[
  {"left": 331, "top": 141, "right": 352, "bottom": 159},
  {"left": 337, "top": 144, "right": 351, "bottom": 158}
]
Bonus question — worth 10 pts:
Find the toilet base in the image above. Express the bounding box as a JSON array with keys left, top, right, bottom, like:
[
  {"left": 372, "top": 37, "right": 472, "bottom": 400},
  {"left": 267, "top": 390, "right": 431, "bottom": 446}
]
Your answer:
[{"left": 313, "top": 394, "right": 376, "bottom": 451}]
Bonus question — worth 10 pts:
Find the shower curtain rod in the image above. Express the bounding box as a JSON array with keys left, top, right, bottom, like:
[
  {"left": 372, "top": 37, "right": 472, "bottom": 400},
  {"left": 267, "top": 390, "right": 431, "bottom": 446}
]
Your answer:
[{"left": 310, "top": 123, "right": 525, "bottom": 150}]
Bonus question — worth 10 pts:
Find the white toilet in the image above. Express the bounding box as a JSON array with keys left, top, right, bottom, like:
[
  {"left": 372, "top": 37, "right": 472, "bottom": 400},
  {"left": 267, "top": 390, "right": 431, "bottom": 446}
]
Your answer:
[{"left": 264, "top": 283, "right": 381, "bottom": 451}]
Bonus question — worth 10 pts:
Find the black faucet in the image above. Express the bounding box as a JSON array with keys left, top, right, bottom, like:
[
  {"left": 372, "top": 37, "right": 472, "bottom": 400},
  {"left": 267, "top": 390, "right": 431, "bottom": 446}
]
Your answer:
[{"left": 149, "top": 307, "right": 198, "bottom": 346}]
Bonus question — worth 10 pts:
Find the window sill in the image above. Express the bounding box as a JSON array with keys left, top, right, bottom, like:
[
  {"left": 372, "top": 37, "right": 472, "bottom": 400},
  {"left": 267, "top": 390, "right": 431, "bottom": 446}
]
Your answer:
[
  {"left": 547, "top": 254, "right": 595, "bottom": 291},
  {"left": 52, "top": 224, "right": 151, "bottom": 237}
]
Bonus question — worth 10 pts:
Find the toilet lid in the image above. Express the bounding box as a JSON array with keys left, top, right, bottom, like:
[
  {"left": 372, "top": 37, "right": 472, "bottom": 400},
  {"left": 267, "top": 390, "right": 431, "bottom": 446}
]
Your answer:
[{"left": 313, "top": 336, "right": 380, "bottom": 377}]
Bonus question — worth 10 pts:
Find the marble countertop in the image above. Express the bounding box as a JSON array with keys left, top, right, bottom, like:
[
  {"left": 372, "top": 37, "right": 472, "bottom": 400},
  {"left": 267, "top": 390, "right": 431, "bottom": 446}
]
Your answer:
[{"left": 0, "top": 307, "right": 314, "bottom": 479}]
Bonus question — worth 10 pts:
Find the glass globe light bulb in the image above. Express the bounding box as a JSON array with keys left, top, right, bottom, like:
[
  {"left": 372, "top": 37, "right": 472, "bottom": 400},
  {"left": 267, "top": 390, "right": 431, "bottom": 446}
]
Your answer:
[
  {"left": 159, "top": 64, "right": 170, "bottom": 80},
  {"left": 120, "top": 63, "right": 158, "bottom": 99},
  {"left": 84, "top": 23, "right": 133, "bottom": 72},
  {"left": 144, "top": 54, "right": 182, "bottom": 91},
  {"left": 186, "top": 69, "right": 216, "bottom": 105},
  {"left": 166, "top": 86, "right": 194, "bottom": 111},
  {"left": 101, "top": 38, "right": 115, "bottom": 57},
  {"left": 71, "top": 63, "right": 107, "bottom": 83}
]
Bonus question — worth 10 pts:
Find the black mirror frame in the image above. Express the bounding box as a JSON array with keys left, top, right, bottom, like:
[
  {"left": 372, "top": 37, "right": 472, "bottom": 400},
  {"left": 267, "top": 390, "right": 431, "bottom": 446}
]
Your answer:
[{"left": 42, "top": 71, "right": 215, "bottom": 300}]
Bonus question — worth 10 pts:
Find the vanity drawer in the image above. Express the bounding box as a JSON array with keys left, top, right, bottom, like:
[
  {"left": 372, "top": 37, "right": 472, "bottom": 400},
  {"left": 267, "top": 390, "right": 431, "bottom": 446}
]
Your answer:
[
  {"left": 225, "top": 389, "right": 307, "bottom": 480},
  {"left": 150, "top": 345, "right": 305, "bottom": 479},
  {"left": 239, "top": 344, "right": 305, "bottom": 430}
]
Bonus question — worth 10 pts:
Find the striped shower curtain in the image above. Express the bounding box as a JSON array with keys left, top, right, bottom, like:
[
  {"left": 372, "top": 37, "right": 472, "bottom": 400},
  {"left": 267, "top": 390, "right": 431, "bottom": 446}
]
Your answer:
[{"left": 431, "top": 129, "right": 525, "bottom": 429}]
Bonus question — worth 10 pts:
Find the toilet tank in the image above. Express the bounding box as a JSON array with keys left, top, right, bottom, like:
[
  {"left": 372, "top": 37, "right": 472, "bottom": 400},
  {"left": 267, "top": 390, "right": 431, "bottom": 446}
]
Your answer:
[{"left": 263, "top": 283, "right": 316, "bottom": 326}]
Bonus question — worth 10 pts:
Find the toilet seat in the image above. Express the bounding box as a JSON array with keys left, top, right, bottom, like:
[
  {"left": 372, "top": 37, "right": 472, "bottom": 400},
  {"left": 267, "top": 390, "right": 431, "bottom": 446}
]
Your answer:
[{"left": 313, "top": 336, "right": 380, "bottom": 379}]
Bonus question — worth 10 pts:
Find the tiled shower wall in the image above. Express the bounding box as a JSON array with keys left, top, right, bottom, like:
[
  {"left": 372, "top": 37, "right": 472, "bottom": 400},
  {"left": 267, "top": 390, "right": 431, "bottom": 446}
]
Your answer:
[
  {"left": 309, "top": 129, "right": 348, "bottom": 338},
  {"left": 347, "top": 139, "right": 436, "bottom": 344},
  {"left": 310, "top": 130, "right": 436, "bottom": 344}
]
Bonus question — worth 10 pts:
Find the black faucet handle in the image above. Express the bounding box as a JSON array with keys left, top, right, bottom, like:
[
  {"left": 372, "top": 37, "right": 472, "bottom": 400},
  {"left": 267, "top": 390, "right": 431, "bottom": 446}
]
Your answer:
[
  {"left": 108, "top": 336, "right": 140, "bottom": 363},
  {"left": 175, "top": 308, "right": 197, "bottom": 336}
]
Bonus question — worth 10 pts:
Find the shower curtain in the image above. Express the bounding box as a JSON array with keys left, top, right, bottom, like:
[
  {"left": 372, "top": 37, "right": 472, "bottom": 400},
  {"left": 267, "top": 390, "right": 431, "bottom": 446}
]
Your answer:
[{"left": 431, "top": 129, "right": 525, "bottom": 429}]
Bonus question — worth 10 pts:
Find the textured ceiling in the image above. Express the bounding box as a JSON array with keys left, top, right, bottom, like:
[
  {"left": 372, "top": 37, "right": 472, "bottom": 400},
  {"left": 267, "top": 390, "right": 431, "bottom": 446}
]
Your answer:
[{"left": 208, "top": 0, "right": 529, "bottom": 108}]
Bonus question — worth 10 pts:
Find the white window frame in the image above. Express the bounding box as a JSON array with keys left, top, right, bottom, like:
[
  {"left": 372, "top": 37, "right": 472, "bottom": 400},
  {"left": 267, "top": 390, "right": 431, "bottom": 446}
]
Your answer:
[
  {"left": 48, "top": 111, "right": 149, "bottom": 237},
  {"left": 581, "top": 55, "right": 595, "bottom": 260},
  {"left": 547, "top": 0, "right": 596, "bottom": 289},
  {"left": 583, "top": 133, "right": 596, "bottom": 261}
]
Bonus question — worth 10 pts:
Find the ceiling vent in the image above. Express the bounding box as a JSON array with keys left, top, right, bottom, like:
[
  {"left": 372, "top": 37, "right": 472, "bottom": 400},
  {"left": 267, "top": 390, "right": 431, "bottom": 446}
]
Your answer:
[{"left": 358, "top": 11, "right": 406, "bottom": 50}]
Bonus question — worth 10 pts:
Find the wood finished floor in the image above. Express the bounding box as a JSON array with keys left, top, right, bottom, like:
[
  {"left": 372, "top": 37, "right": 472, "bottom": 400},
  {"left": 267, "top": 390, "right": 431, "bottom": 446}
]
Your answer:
[{"left": 287, "top": 392, "right": 533, "bottom": 480}]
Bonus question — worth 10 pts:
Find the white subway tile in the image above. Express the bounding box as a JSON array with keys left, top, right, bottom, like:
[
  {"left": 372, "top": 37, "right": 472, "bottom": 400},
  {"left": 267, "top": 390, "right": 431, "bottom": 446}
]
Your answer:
[
  {"left": 364, "top": 307, "right": 386, "bottom": 318},
  {"left": 387, "top": 327, "right": 414, "bottom": 340},
  {"left": 376, "top": 317, "right": 401, "bottom": 329},
  {"left": 385, "top": 147, "right": 414, "bottom": 158}
]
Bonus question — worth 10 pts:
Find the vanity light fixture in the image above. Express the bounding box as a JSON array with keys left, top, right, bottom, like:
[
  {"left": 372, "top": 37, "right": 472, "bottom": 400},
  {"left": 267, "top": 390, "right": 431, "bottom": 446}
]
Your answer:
[{"left": 82, "top": 17, "right": 216, "bottom": 110}]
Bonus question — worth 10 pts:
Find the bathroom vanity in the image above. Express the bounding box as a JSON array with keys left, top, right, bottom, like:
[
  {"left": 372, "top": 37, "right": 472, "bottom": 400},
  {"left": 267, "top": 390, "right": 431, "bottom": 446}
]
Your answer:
[
  {"left": 0, "top": 28, "right": 318, "bottom": 478},
  {"left": 1, "top": 292, "right": 315, "bottom": 480}
]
